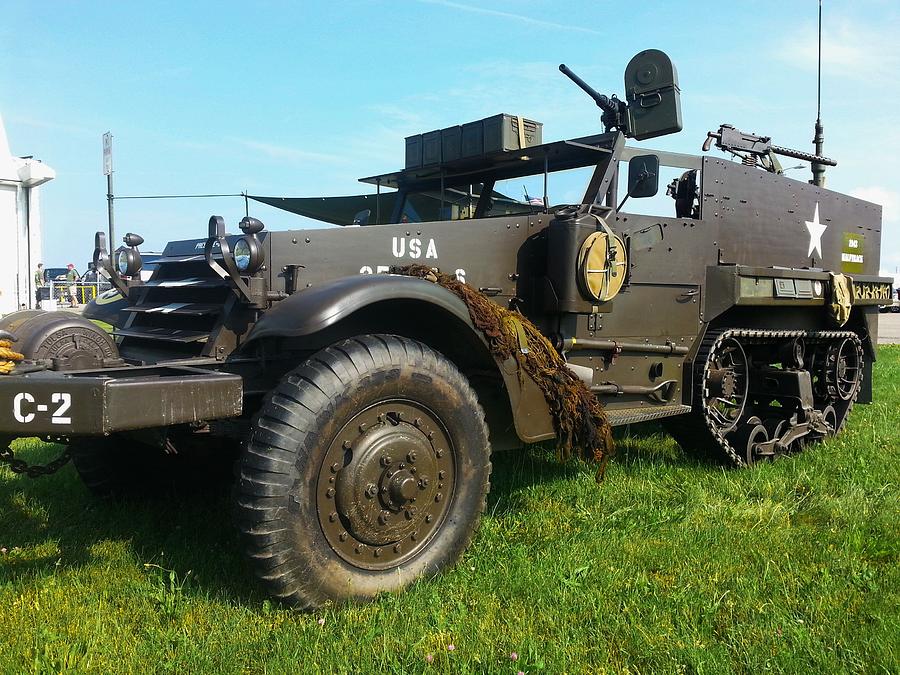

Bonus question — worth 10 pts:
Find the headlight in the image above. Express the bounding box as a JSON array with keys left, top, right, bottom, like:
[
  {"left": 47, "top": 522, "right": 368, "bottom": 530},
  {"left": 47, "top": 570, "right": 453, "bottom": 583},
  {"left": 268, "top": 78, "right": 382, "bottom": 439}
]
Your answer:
[
  {"left": 231, "top": 235, "right": 263, "bottom": 274},
  {"left": 234, "top": 238, "right": 252, "bottom": 272},
  {"left": 115, "top": 247, "right": 142, "bottom": 277},
  {"left": 117, "top": 249, "right": 130, "bottom": 275}
]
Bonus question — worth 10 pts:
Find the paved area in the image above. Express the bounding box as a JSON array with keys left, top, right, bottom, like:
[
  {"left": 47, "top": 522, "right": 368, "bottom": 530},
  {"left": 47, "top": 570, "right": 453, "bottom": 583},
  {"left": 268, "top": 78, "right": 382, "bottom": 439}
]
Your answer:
[{"left": 879, "top": 312, "right": 900, "bottom": 344}]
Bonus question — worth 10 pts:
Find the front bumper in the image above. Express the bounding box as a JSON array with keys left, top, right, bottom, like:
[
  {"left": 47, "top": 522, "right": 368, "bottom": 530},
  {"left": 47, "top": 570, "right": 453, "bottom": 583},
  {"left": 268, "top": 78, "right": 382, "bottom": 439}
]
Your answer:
[{"left": 0, "top": 365, "right": 242, "bottom": 437}]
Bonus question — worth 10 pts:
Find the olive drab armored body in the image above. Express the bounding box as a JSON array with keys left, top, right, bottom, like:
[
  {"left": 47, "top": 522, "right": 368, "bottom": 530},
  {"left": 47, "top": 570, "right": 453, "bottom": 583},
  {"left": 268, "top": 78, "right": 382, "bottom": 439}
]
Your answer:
[{"left": 0, "top": 50, "right": 890, "bottom": 608}]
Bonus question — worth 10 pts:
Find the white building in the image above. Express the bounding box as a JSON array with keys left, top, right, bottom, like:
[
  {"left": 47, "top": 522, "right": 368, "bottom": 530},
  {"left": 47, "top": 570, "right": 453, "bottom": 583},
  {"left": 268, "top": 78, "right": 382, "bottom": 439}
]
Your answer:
[{"left": 0, "top": 113, "right": 55, "bottom": 315}]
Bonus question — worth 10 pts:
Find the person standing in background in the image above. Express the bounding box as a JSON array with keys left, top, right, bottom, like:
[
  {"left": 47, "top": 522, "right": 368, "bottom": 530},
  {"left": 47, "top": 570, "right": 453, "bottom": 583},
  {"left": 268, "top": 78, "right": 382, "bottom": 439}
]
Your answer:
[
  {"left": 33, "top": 263, "right": 44, "bottom": 308},
  {"left": 65, "top": 263, "right": 79, "bottom": 308}
]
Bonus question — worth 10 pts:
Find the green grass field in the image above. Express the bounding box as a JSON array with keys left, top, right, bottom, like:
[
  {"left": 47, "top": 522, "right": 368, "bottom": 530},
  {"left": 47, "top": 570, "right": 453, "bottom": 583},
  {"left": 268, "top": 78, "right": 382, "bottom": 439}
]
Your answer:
[{"left": 1, "top": 348, "right": 897, "bottom": 674}]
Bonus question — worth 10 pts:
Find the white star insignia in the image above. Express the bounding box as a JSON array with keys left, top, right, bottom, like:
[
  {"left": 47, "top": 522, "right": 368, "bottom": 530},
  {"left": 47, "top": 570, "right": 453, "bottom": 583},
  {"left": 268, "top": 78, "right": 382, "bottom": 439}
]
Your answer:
[{"left": 804, "top": 202, "right": 827, "bottom": 258}]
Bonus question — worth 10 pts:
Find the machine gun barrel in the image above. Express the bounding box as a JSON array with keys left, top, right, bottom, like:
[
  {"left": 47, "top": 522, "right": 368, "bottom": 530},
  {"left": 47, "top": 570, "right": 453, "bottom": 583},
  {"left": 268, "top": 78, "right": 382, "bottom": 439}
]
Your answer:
[
  {"left": 770, "top": 144, "right": 836, "bottom": 167},
  {"left": 559, "top": 64, "right": 617, "bottom": 114}
]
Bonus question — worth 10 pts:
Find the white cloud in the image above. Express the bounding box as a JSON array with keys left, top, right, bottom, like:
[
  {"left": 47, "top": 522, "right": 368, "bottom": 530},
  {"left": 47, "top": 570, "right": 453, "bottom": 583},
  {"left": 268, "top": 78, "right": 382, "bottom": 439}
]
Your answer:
[
  {"left": 416, "top": 0, "right": 604, "bottom": 36},
  {"left": 232, "top": 139, "right": 346, "bottom": 165},
  {"left": 778, "top": 16, "right": 899, "bottom": 78}
]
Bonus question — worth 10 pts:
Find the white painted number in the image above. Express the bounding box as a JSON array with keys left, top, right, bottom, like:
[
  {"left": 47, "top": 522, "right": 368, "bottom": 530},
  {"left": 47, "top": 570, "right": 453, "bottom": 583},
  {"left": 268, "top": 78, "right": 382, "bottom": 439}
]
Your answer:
[
  {"left": 13, "top": 393, "right": 35, "bottom": 424},
  {"left": 11, "top": 392, "right": 72, "bottom": 425},
  {"left": 51, "top": 393, "right": 72, "bottom": 425}
]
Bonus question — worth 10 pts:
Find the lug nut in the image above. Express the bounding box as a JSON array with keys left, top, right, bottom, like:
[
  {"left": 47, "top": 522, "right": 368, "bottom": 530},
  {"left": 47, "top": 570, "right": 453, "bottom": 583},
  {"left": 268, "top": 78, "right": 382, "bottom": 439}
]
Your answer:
[
  {"left": 326, "top": 488, "right": 335, "bottom": 499},
  {"left": 394, "top": 544, "right": 402, "bottom": 553},
  {"left": 381, "top": 455, "right": 393, "bottom": 467},
  {"left": 329, "top": 512, "right": 338, "bottom": 522},
  {"left": 435, "top": 492, "right": 443, "bottom": 503},
  {"left": 331, "top": 462, "right": 341, "bottom": 473},
  {"left": 438, "top": 471, "right": 445, "bottom": 480},
  {"left": 378, "top": 510, "right": 390, "bottom": 525},
  {"left": 413, "top": 418, "right": 422, "bottom": 427},
  {"left": 342, "top": 440, "right": 352, "bottom": 450},
  {"left": 339, "top": 532, "right": 348, "bottom": 541},
  {"left": 425, "top": 515, "right": 433, "bottom": 523},
  {"left": 418, "top": 477, "right": 429, "bottom": 488},
  {"left": 365, "top": 484, "right": 377, "bottom": 498},
  {"left": 374, "top": 548, "right": 382, "bottom": 558},
  {"left": 407, "top": 451, "right": 417, "bottom": 462},
  {"left": 435, "top": 449, "right": 444, "bottom": 458}
]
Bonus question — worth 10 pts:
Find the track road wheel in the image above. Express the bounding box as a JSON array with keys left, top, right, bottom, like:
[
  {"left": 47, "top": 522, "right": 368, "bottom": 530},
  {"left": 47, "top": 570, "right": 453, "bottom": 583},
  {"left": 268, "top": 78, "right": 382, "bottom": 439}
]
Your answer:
[
  {"left": 236, "top": 335, "right": 492, "bottom": 609},
  {"left": 734, "top": 423, "right": 770, "bottom": 466},
  {"left": 821, "top": 405, "right": 837, "bottom": 436}
]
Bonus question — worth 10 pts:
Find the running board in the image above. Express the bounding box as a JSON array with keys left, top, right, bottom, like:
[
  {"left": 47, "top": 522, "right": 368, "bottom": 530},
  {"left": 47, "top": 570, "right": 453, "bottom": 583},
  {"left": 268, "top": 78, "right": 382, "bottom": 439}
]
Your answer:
[{"left": 606, "top": 404, "right": 691, "bottom": 427}]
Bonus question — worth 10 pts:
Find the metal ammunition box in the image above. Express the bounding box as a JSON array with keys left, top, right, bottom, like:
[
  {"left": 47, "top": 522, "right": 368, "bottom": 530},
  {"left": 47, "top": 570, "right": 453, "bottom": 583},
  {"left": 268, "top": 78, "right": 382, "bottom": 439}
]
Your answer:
[
  {"left": 422, "top": 130, "right": 442, "bottom": 166},
  {"left": 483, "top": 114, "right": 542, "bottom": 153},
  {"left": 461, "top": 121, "right": 484, "bottom": 157},
  {"left": 441, "top": 126, "right": 462, "bottom": 163},
  {"left": 405, "top": 134, "right": 423, "bottom": 169},
  {"left": 624, "top": 49, "right": 682, "bottom": 141}
]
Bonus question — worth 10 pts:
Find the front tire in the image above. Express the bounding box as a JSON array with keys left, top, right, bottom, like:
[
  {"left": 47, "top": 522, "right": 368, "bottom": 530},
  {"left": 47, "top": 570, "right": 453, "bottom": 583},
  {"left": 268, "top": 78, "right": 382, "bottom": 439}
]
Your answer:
[{"left": 236, "top": 335, "right": 491, "bottom": 608}]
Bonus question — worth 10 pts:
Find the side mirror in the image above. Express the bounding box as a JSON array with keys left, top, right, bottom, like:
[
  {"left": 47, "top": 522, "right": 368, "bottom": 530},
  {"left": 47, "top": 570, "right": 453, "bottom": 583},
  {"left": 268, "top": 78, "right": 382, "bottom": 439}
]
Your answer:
[
  {"left": 627, "top": 154, "right": 659, "bottom": 198},
  {"left": 352, "top": 209, "right": 371, "bottom": 226}
]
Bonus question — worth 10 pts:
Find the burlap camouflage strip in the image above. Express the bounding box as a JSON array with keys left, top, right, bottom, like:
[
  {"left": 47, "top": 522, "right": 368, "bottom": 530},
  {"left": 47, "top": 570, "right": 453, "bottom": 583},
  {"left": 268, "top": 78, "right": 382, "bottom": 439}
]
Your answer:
[{"left": 391, "top": 265, "right": 614, "bottom": 478}]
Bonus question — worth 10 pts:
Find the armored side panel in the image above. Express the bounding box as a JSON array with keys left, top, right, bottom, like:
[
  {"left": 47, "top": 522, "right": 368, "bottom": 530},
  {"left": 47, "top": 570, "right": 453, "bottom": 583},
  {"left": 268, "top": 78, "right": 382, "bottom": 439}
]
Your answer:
[
  {"left": 702, "top": 158, "right": 882, "bottom": 274},
  {"left": 624, "top": 49, "right": 682, "bottom": 140}
]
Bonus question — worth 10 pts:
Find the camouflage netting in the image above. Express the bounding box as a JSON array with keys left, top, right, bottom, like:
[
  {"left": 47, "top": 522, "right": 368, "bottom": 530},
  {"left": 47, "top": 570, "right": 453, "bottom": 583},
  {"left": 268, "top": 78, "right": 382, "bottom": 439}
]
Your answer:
[{"left": 392, "top": 265, "right": 614, "bottom": 477}]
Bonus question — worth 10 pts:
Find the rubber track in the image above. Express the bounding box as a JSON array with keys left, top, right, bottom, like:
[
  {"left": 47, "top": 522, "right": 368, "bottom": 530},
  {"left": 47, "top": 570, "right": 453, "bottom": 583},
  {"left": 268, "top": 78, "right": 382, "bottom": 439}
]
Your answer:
[{"left": 694, "top": 328, "right": 863, "bottom": 468}]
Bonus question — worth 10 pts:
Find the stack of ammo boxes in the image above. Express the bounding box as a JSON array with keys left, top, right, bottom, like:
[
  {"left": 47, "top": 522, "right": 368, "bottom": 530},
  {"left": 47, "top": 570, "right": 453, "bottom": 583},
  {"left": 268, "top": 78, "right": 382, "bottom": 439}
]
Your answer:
[{"left": 405, "top": 114, "right": 542, "bottom": 169}]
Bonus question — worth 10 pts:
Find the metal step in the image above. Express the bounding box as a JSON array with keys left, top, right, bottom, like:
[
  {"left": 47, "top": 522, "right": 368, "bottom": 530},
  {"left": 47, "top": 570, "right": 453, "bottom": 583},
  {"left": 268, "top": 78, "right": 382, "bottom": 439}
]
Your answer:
[
  {"left": 114, "top": 326, "right": 210, "bottom": 343},
  {"left": 606, "top": 404, "right": 691, "bottom": 427}
]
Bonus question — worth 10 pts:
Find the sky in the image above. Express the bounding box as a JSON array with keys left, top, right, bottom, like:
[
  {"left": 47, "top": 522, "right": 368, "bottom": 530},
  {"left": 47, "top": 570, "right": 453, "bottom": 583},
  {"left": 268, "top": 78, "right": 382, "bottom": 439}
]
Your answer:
[{"left": 2, "top": 0, "right": 898, "bottom": 276}]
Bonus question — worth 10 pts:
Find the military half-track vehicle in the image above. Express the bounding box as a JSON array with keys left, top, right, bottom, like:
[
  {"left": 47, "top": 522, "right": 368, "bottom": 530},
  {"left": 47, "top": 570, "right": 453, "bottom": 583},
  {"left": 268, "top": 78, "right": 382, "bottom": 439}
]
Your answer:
[{"left": 0, "top": 50, "right": 891, "bottom": 608}]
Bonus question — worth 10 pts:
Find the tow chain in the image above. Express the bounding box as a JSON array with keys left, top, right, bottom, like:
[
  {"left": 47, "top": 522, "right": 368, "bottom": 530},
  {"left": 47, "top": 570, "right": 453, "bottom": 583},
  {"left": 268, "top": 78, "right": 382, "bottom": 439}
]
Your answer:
[
  {"left": 0, "top": 440, "right": 71, "bottom": 477},
  {"left": 696, "top": 328, "right": 862, "bottom": 467}
]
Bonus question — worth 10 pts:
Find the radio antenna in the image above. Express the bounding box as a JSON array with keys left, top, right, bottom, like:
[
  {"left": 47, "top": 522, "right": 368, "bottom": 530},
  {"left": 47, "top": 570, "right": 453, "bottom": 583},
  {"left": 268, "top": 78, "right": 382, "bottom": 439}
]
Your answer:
[{"left": 811, "top": 0, "right": 826, "bottom": 187}]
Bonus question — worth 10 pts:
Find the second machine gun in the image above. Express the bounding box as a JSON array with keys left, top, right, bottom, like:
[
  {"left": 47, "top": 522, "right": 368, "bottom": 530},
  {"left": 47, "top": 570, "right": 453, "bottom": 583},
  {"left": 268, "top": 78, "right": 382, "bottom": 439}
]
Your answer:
[{"left": 703, "top": 124, "right": 837, "bottom": 175}]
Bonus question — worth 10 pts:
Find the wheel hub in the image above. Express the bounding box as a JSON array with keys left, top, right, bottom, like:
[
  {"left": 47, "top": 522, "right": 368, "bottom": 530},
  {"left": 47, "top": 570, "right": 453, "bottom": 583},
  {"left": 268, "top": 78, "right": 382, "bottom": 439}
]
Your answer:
[{"left": 318, "top": 400, "right": 455, "bottom": 570}]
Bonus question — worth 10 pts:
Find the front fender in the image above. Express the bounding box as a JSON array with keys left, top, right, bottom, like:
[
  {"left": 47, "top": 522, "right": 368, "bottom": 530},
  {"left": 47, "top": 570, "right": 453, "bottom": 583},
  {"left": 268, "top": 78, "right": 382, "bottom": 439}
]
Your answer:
[
  {"left": 245, "top": 274, "right": 555, "bottom": 443},
  {"left": 246, "top": 274, "right": 472, "bottom": 342}
]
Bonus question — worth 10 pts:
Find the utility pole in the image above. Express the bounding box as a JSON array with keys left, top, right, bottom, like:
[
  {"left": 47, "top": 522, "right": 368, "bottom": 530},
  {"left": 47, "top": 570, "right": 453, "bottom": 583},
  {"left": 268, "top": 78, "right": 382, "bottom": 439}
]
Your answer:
[{"left": 103, "top": 132, "right": 116, "bottom": 245}]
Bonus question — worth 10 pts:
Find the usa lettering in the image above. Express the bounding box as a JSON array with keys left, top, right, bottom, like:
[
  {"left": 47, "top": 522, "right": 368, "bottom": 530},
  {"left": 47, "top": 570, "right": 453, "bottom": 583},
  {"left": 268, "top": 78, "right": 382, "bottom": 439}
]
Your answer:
[{"left": 391, "top": 237, "right": 438, "bottom": 260}]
